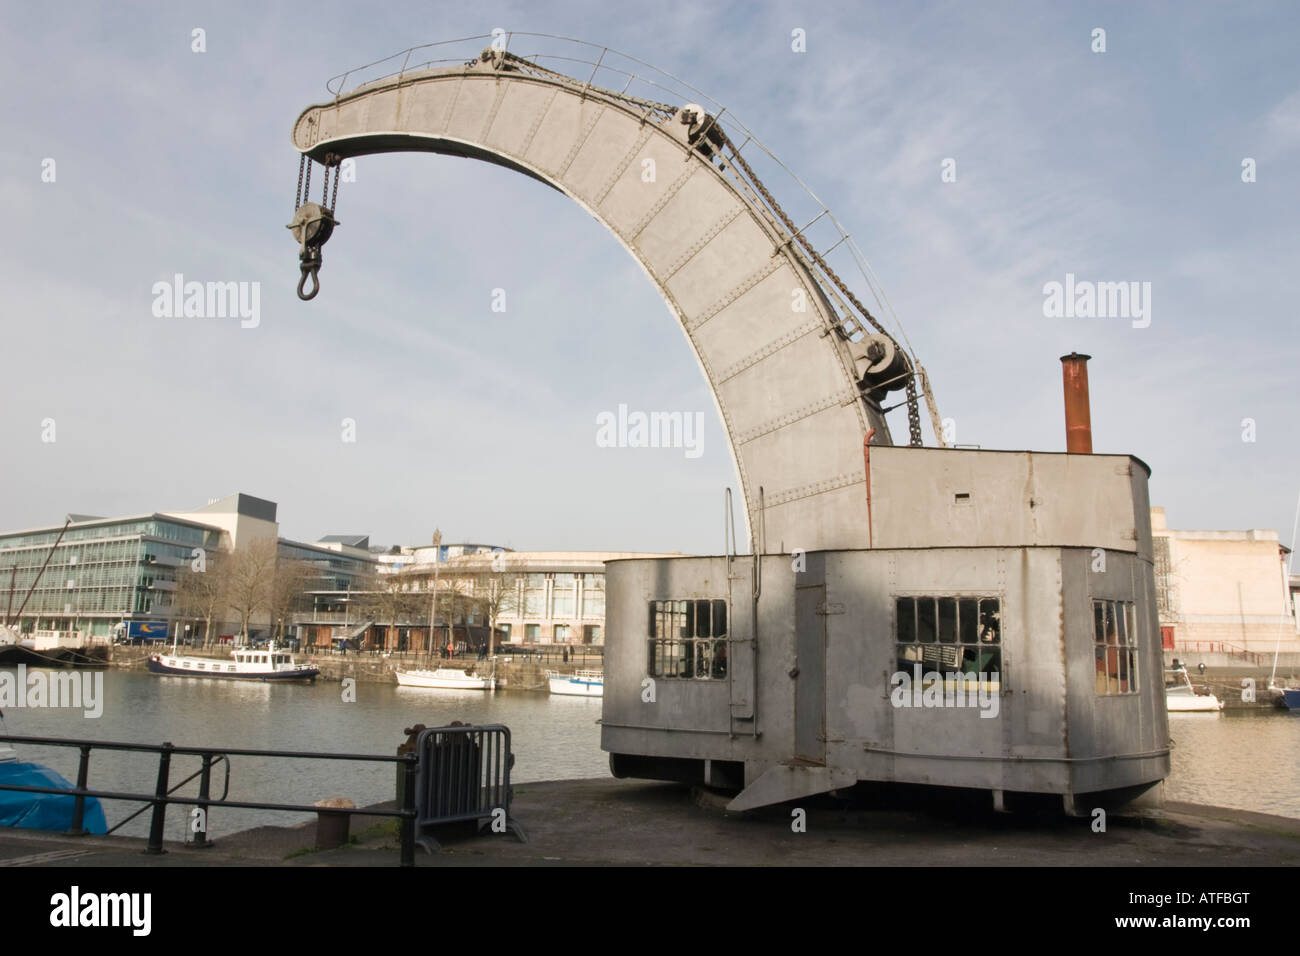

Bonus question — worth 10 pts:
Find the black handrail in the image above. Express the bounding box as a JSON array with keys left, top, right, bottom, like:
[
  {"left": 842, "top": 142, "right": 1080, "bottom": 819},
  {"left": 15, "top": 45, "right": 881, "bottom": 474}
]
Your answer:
[
  {"left": 106, "top": 754, "right": 229, "bottom": 836},
  {"left": 0, "top": 734, "right": 418, "bottom": 865}
]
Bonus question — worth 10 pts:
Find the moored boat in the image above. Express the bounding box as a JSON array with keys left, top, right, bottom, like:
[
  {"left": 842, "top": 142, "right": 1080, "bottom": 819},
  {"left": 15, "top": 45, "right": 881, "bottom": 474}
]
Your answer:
[
  {"left": 547, "top": 670, "right": 604, "bottom": 697},
  {"left": 1274, "top": 685, "right": 1300, "bottom": 710},
  {"left": 0, "top": 712, "right": 108, "bottom": 833},
  {"left": 147, "top": 642, "right": 319, "bottom": 682},
  {"left": 395, "top": 667, "right": 495, "bottom": 690},
  {"left": 1165, "top": 664, "right": 1223, "bottom": 712}
]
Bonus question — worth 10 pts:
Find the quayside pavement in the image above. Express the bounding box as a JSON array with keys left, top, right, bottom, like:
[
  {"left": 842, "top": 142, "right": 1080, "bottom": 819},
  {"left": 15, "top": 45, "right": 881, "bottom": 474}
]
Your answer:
[{"left": 1, "top": 778, "right": 1298, "bottom": 867}]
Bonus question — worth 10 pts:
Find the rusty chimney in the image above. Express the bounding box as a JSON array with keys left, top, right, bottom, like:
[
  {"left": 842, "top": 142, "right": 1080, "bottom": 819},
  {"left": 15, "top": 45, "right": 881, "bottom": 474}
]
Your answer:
[{"left": 1060, "top": 352, "right": 1093, "bottom": 454}]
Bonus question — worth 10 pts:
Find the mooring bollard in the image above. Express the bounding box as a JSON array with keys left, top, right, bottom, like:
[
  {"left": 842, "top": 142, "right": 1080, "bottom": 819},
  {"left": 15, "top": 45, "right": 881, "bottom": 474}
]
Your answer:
[
  {"left": 314, "top": 796, "right": 355, "bottom": 849},
  {"left": 397, "top": 724, "right": 427, "bottom": 804}
]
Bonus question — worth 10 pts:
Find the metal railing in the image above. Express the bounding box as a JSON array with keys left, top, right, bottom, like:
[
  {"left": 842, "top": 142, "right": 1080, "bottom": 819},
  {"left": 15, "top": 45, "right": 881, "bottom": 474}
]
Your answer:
[
  {"left": 1174, "top": 642, "right": 1268, "bottom": 665},
  {"left": 414, "top": 724, "right": 526, "bottom": 851},
  {"left": 0, "top": 734, "right": 419, "bottom": 865}
]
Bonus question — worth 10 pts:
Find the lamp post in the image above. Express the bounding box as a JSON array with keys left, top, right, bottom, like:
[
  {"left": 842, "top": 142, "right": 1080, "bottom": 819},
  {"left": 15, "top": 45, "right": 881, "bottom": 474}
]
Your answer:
[{"left": 430, "top": 529, "right": 442, "bottom": 661}]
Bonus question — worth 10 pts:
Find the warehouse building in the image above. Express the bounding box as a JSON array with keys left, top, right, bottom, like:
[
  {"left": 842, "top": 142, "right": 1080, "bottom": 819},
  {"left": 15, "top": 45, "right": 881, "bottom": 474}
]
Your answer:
[{"left": 1151, "top": 507, "right": 1298, "bottom": 661}]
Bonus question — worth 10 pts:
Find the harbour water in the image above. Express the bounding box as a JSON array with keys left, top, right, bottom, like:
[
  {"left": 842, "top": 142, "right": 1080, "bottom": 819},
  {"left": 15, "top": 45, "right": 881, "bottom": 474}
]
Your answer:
[
  {"left": 2, "top": 667, "right": 1298, "bottom": 847},
  {"left": 1166, "top": 711, "right": 1300, "bottom": 819},
  {"left": 0, "top": 668, "right": 606, "bottom": 843}
]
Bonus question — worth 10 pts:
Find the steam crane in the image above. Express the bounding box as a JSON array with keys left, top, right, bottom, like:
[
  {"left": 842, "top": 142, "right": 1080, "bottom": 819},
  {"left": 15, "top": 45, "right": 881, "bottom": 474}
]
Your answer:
[{"left": 288, "top": 35, "right": 1167, "bottom": 814}]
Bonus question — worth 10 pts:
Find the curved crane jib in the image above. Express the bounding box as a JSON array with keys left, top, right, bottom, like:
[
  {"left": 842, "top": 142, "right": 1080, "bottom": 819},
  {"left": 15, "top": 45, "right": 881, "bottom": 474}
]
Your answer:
[{"left": 285, "top": 42, "right": 931, "bottom": 551}]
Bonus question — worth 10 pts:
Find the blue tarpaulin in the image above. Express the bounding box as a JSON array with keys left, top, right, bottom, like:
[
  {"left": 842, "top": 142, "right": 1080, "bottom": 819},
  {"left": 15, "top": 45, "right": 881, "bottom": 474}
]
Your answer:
[{"left": 0, "top": 761, "right": 108, "bottom": 833}]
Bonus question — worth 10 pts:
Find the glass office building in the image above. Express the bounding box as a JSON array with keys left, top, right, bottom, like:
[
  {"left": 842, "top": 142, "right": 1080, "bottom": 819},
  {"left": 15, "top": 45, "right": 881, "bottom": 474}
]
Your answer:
[
  {"left": 0, "top": 514, "right": 225, "bottom": 638},
  {"left": 0, "top": 493, "right": 376, "bottom": 642}
]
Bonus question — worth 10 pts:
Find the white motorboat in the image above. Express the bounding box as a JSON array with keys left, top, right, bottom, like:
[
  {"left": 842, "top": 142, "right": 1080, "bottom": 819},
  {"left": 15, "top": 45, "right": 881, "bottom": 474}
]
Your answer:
[
  {"left": 547, "top": 670, "right": 604, "bottom": 697},
  {"left": 1165, "top": 664, "right": 1223, "bottom": 712},
  {"left": 395, "top": 667, "right": 496, "bottom": 690}
]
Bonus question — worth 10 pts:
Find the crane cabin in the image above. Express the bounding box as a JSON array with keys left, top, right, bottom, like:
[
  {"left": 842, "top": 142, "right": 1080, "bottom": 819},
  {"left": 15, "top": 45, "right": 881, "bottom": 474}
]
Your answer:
[{"left": 601, "top": 431, "right": 1169, "bottom": 813}]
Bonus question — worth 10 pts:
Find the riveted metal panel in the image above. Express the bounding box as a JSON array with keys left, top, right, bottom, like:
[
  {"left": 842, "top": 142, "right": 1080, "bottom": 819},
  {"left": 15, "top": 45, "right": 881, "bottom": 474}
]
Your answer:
[
  {"left": 633, "top": 173, "right": 744, "bottom": 276},
  {"left": 482, "top": 80, "right": 557, "bottom": 155},
  {"left": 562, "top": 108, "right": 645, "bottom": 203},
  {"left": 869, "top": 447, "right": 1145, "bottom": 553}
]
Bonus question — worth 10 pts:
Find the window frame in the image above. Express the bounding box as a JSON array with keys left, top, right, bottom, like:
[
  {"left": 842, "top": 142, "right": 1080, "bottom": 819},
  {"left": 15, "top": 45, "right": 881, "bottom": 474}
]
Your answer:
[
  {"left": 893, "top": 594, "right": 1003, "bottom": 691},
  {"left": 647, "top": 599, "right": 728, "bottom": 681},
  {"left": 1093, "top": 598, "right": 1139, "bottom": 696}
]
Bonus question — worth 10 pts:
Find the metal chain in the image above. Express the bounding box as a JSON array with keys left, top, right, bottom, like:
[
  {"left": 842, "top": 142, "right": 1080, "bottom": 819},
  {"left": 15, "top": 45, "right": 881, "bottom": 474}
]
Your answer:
[
  {"left": 905, "top": 377, "right": 923, "bottom": 446},
  {"left": 715, "top": 126, "right": 923, "bottom": 445},
  {"left": 303, "top": 159, "right": 312, "bottom": 206},
  {"left": 295, "top": 154, "right": 306, "bottom": 210},
  {"left": 321, "top": 163, "right": 331, "bottom": 207},
  {"left": 496, "top": 50, "right": 678, "bottom": 119},
  {"left": 330, "top": 159, "right": 340, "bottom": 213},
  {"left": 719, "top": 130, "right": 886, "bottom": 339}
]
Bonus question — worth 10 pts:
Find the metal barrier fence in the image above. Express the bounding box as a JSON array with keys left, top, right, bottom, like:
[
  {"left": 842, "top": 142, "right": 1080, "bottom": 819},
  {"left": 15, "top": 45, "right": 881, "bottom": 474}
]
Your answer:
[
  {"left": 0, "top": 734, "right": 419, "bottom": 865},
  {"left": 414, "top": 724, "right": 526, "bottom": 851}
]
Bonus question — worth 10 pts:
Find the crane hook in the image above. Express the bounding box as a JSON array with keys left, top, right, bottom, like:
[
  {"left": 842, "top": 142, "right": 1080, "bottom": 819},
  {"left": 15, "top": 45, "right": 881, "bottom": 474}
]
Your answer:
[
  {"left": 287, "top": 201, "right": 338, "bottom": 302},
  {"left": 297, "top": 259, "right": 321, "bottom": 300}
]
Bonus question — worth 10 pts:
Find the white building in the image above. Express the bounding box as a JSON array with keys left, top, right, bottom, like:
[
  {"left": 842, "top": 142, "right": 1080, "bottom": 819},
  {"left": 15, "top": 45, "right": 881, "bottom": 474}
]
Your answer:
[
  {"left": 393, "top": 548, "right": 680, "bottom": 645},
  {"left": 1151, "top": 507, "right": 1297, "bottom": 660}
]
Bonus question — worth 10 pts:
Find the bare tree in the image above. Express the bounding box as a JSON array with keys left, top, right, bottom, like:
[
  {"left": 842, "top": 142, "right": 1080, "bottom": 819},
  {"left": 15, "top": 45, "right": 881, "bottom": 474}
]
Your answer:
[
  {"left": 173, "top": 554, "right": 229, "bottom": 648},
  {"left": 268, "top": 558, "right": 313, "bottom": 644},
  {"left": 472, "top": 560, "right": 519, "bottom": 659},
  {"left": 429, "top": 561, "right": 475, "bottom": 656},
  {"left": 358, "top": 569, "right": 423, "bottom": 652},
  {"left": 224, "top": 537, "right": 278, "bottom": 644}
]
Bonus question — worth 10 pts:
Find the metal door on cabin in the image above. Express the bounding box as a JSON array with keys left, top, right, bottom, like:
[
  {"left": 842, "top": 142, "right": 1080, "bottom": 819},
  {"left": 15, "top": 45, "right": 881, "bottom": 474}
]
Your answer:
[{"left": 794, "top": 584, "right": 827, "bottom": 763}]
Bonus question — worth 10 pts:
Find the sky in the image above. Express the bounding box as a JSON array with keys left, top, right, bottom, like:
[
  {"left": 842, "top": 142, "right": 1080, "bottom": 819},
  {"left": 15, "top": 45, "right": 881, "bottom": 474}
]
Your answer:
[{"left": 1, "top": 1, "right": 1297, "bottom": 556}]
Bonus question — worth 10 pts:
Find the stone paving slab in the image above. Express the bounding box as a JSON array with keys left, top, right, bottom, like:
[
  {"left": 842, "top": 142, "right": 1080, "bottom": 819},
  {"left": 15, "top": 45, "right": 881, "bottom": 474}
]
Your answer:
[{"left": 2, "top": 778, "right": 1298, "bottom": 866}]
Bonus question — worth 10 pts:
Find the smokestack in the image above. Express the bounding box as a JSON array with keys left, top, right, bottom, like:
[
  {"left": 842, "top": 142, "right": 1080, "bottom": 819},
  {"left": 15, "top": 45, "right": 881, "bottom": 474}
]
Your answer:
[{"left": 1060, "top": 352, "right": 1093, "bottom": 454}]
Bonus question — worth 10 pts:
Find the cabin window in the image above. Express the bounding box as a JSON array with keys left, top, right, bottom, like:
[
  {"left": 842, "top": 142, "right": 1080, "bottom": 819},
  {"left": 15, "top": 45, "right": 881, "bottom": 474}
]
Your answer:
[
  {"left": 1093, "top": 600, "right": 1138, "bottom": 695},
  {"left": 227, "top": 665, "right": 236, "bottom": 672},
  {"left": 895, "top": 596, "right": 1001, "bottom": 687},
  {"left": 648, "top": 600, "right": 727, "bottom": 680},
  {"left": 197, "top": 663, "right": 205, "bottom": 670}
]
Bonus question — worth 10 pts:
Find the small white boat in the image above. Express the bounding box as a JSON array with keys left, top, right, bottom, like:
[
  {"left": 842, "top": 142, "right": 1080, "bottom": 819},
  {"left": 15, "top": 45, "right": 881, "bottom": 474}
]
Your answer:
[
  {"left": 547, "top": 670, "right": 604, "bottom": 697},
  {"left": 395, "top": 667, "right": 496, "bottom": 690},
  {"left": 1165, "top": 664, "right": 1223, "bottom": 712},
  {"left": 147, "top": 641, "right": 319, "bottom": 682}
]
